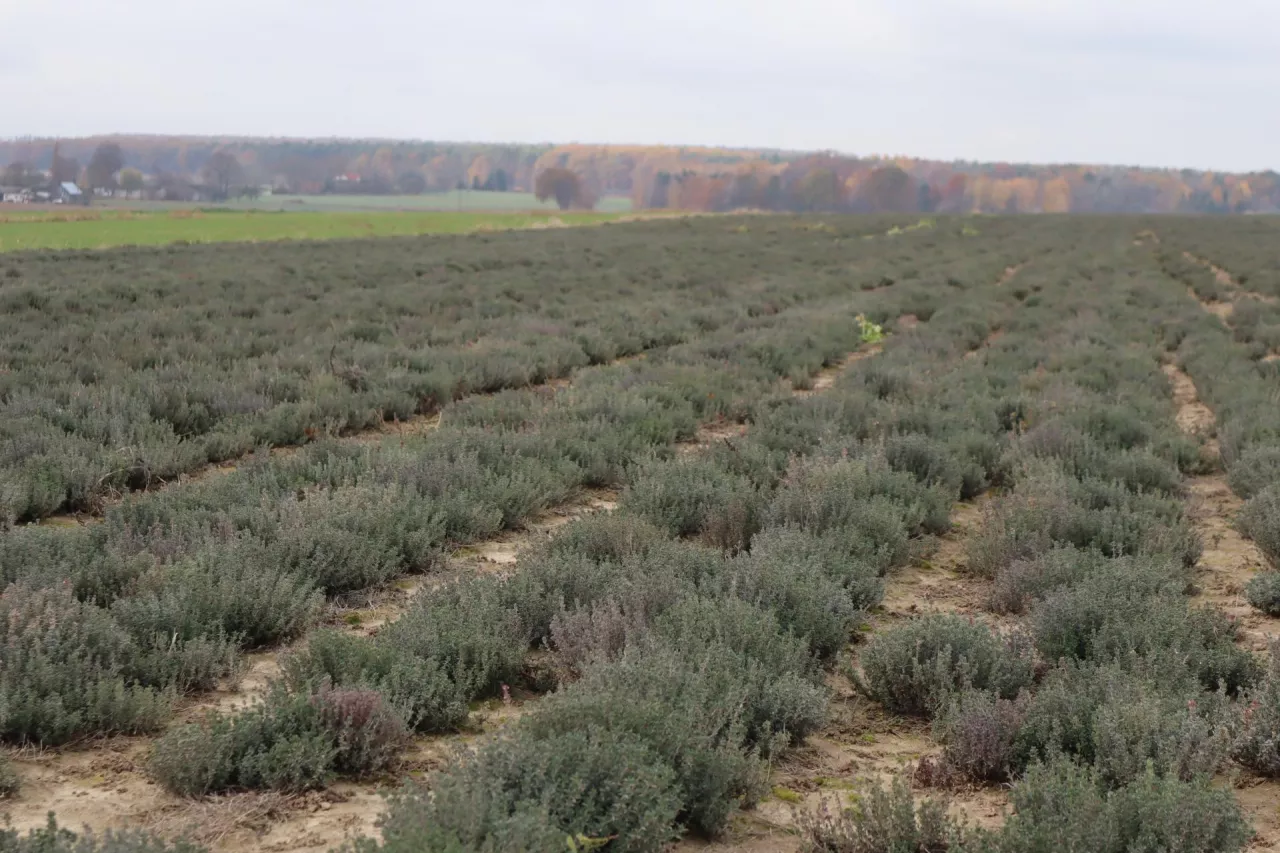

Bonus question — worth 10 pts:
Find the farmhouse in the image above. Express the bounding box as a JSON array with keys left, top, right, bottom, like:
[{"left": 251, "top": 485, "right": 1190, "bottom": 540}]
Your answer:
[{"left": 57, "top": 181, "right": 87, "bottom": 205}]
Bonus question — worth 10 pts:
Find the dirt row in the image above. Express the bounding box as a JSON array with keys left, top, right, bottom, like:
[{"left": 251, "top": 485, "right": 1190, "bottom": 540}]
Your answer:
[
  {"left": 1161, "top": 357, "right": 1280, "bottom": 851},
  {"left": 1180, "top": 250, "right": 1279, "bottom": 328},
  {"left": 687, "top": 494, "right": 1012, "bottom": 853},
  {"left": 683, "top": 267, "right": 1038, "bottom": 850}
]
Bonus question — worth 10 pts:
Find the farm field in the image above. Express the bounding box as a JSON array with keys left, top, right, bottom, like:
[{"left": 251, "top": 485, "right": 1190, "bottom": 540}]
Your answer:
[
  {"left": 3, "top": 214, "right": 1280, "bottom": 852},
  {"left": 0, "top": 207, "right": 633, "bottom": 252},
  {"left": 223, "top": 190, "right": 636, "bottom": 214}
]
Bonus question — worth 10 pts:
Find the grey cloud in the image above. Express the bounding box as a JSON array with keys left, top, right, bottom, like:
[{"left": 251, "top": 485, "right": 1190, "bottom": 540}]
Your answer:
[{"left": 0, "top": 0, "right": 1276, "bottom": 171}]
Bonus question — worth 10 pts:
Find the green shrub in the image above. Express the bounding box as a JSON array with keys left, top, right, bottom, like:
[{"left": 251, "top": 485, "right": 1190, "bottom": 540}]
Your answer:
[
  {"left": 0, "top": 816, "right": 207, "bottom": 853},
  {"left": 1245, "top": 572, "right": 1280, "bottom": 616},
  {"left": 968, "top": 475, "right": 1201, "bottom": 580},
  {"left": 713, "top": 547, "right": 862, "bottom": 660},
  {"left": 1030, "top": 576, "right": 1258, "bottom": 694},
  {"left": 884, "top": 433, "right": 963, "bottom": 497},
  {"left": 1087, "top": 687, "right": 1232, "bottom": 787},
  {"left": 1028, "top": 567, "right": 1187, "bottom": 661},
  {"left": 111, "top": 539, "right": 322, "bottom": 650},
  {"left": 284, "top": 575, "right": 525, "bottom": 732},
  {"left": 509, "top": 539, "right": 717, "bottom": 645},
  {"left": 802, "top": 762, "right": 1249, "bottom": 853},
  {"left": 622, "top": 457, "right": 765, "bottom": 551},
  {"left": 746, "top": 525, "right": 883, "bottom": 611},
  {"left": 0, "top": 752, "right": 18, "bottom": 798},
  {"left": 1227, "top": 447, "right": 1280, "bottom": 498},
  {"left": 951, "top": 431, "right": 1009, "bottom": 499},
  {"left": 0, "top": 584, "right": 173, "bottom": 744},
  {"left": 1232, "top": 645, "right": 1280, "bottom": 776},
  {"left": 363, "top": 728, "right": 681, "bottom": 853},
  {"left": 282, "top": 631, "right": 472, "bottom": 733},
  {"left": 858, "top": 615, "right": 1035, "bottom": 717},
  {"left": 1239, "top": 486, "right": 1280, "bottom": 568},
  {"left": 260, "top": 487, "right": 442, "bottom": 594},
  {"left": 770, "top": 456, "right": 951, "bottom": 540},
  {"left": 936, "top": 689, "right": 1029, "bottom": 782},
  {"left": 378, "top": 575, "right": 530, "bottom": 699},
  {"left": 799, "top": 775, "right": 961, "bottom": 853},
  {"left": 987, "top": 759, "right": 1250, "bottom": 853},
  {"left": 988, "top": 547, "right": 1113, "bottom": 614},
  {"left": 149, "top": 684, "right": 407, "bottom": 795},
  {"left": 523, "top": 639, "right": 780, "bottom": 836},
  {"left": 540, "top": 512, "right": 671, "bottom": 564},
  {"left": 0, "top": 524, "right": 150, "bottom": 605},
  {"left": 650, "top": 597, "right": 828, "bottom": 742},
  {"left": 1012, "top": 663, "right": 1235, "bottom": 786}
]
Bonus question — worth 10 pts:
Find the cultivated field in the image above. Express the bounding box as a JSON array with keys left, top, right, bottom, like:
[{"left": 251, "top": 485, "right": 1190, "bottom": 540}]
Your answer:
[
  {"left": 2, "top": 214, "right": 1280, "bottom": 852},
  {"left": 0, "top": 208, "right": 631, "bottom": 252},
  {"left": 224, "top": 191, "right": 635, "bottom": 214}
]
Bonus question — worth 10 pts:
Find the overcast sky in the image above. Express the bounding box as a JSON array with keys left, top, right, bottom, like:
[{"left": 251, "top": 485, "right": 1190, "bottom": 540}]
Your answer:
[{"left": 2, "top": 0, "right": 1276, "bottom": 172}]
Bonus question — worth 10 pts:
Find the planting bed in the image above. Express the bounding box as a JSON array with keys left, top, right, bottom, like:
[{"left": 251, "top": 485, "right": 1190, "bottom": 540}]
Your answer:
[{"left": 2, "top": 215, "right": 1280, "bottom": 852}]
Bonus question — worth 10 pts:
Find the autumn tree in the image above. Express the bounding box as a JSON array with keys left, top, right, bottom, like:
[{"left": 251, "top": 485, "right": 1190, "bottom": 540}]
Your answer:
[
  {"left": 535, "top": 167, "right": 592, "bottom": 210},
  {"left": 791, "top": 168, "right": 843, "bottom": 211},
  {"left": 853, "top": 166, "right": 917, "bottom": 213},
  {"left": 938, "top": 174, "right": 968, "bottom": 212},
  {"left": 118, "top": 168, "right": 145, "bottom": 194},
  {"left": 483, "top": 168, "right": 509, "bottom": 192},
  {"left": 86, "top": 142, "right": 125, "bottom": 189},
  {"left": 397, "top": 171, "right": 427, "bottom": 194},
  {"left": 2, "top": 161, "right": 39, "bottom": 188},
  {"left": 51, "top": 142, "right": 80, "bottom": 185},
  {"left": 201, "top": 150, "right": 243, "bottom": 200}
]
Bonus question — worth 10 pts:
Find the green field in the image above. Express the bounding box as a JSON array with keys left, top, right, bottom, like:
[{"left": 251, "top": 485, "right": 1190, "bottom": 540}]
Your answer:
[
  {"left": 0, "top": 208, "right": 634, "bottom": 252},
  {"left": 226, "top": 190, "right": 635, "bottom": 213}
]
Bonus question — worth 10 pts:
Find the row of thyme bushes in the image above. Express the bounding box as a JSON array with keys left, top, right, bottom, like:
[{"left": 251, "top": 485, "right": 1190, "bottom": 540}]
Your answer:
[
  {"left": 0, "top": 283, "right": 915, "bottom": 747},
  {"left": 0, "top": 214, "right": 1023, "bottom": 522},
  {"left": 1156, "top": 242, "right": 1280, "bottom": 357},
  {"left": 847, "top": 248, "right": 1266, "bottom": 852},
  {"left": 1160, "top": 240, "right": 1280, "bottom": 618},
  {"left": 0, "top": 214, "right": 1055, "bottom": 752},
  {"left": 143, "top": 232, "right": 1036, "bottom": 853},
  {"left": 1158, "top": 216, "right": 1280, "bottom": 299}
]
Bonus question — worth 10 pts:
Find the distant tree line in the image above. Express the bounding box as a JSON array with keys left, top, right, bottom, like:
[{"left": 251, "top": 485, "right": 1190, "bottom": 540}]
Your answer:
[{"left": 5, "top": 136, "right": 1279, "bottom": 214}]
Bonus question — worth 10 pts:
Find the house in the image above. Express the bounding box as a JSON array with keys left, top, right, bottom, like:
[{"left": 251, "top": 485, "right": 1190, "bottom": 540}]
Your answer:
[
  {"left": 57, "top": 182, "right": 87, "bottom": 205},
  {"left": 0, "top": 186, "right": 32, "bottom": 203}
]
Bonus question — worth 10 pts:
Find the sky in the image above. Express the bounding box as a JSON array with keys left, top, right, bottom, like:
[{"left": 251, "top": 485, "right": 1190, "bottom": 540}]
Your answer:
[{"left": 2, "top": 0, "right": 1277, "bottom": 172}]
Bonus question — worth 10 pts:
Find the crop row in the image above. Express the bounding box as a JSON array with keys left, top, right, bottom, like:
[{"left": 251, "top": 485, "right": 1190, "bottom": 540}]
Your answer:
[
  {"left": 810, "top": 224, "right": 1280, "bottom": 853},
  {"left": 0, "top": 216, "right": 960, "bottom": 523}
]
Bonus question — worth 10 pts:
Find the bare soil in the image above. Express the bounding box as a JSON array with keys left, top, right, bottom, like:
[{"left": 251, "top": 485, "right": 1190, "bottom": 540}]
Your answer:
[
  {"left": 1184, "top": 251, "right": 1279, "bottom": 308},
  {"left": 677, "top": 495, "right": 1013, "bottom": 852},
  {"left": 1162, "top": 364, "right": 1278, "bottom": 651},
  {"left": 1162, "top": 361, "right": 1280, "bottom": 848},
  {"left": 798, "top": 345, "right": 883, "bottom": 397},
  {"left": 677, "top": 420, "right": 751, "bottom": 456},
  {"left": 995, "top": 265, "right": 1023, "bottom": 286},
  {"left": 879, "top": 499, "right": 1005, "bottom": 627},
  {"left": 1162, "top": 363, "right": 1217, "bottom": 449}
]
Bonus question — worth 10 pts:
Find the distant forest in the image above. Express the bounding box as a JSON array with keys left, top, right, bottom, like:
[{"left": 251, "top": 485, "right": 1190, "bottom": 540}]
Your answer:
[{"left": 2, "top": 135, "right": 1277, "bottom": 214}]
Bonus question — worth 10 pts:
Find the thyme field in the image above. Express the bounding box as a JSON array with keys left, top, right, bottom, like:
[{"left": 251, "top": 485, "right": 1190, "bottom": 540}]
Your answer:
[{"left": 2, "top": 214, "right": 1280, "bottom": 852}]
